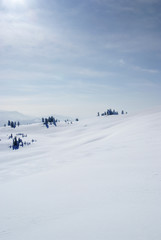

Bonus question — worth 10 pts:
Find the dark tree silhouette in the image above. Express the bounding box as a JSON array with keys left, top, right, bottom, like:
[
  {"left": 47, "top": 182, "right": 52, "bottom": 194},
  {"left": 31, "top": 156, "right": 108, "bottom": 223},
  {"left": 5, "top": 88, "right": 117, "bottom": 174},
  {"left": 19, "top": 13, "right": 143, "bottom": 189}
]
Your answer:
[{"left": 13, "top": 137, "right": 19, "bottom": 150}]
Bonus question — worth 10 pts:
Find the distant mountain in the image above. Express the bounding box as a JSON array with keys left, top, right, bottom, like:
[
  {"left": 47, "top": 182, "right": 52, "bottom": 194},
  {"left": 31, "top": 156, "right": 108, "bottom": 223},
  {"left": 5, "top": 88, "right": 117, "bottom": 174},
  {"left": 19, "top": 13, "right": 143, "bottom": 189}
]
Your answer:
[
  {"left": 0, "top": 110, "right": 40, "bottom": 126},
  {"left": 0, "top": 110, "right": 75, "bottom": 126}
]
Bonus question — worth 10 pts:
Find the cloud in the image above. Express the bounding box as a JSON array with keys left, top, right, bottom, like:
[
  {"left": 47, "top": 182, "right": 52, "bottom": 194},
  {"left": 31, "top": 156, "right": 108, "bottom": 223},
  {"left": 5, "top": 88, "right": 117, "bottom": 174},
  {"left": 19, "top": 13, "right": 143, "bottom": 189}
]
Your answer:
[
  {"left": 0, "top": 12, "right": 59, "bottom": 55},
  {"left": 133, "top": 65, "right": 159, "bottom": 74},
  {"left": 76, "top": 68, "right": 115, "bottom": 78},
  {"left": 1, "top": 0, "right": 27, "bottom": 9},
  {"left": 128, "top": 78, "right": 160, "bottom": 88},
  {"left": 0, "top": 0, "right": 161, "bottom": 116}
]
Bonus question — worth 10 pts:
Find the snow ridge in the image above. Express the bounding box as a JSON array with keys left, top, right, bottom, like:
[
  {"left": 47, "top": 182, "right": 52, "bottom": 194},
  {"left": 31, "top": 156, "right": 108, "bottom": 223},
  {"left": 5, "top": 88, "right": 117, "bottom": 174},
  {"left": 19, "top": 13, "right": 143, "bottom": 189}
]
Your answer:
[{"left": 0, "top": 109, "right": 161, "bottom": 240}]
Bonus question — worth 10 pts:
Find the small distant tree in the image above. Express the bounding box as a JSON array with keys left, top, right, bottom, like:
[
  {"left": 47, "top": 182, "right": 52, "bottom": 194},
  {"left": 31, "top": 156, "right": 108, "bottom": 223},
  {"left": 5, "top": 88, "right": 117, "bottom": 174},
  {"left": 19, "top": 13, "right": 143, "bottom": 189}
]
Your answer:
[
  {"left": 13, "top": 137, "right": 19, "bottom": 150},
  {"left": 75, "top": 118, "right": 79, "bottom": 121},
  {"left": 8, "top": 120, "right": 11, "bottom": 126},
  {"left": 121, "top": 110, "right": 124, "bottom": 114},
  {"left": 42, "top": 116, "right": 57, "bottom": 127},
  {"left": 44, "top": 118, "right": 48, "bottom": 124},
  {"left": 48, "top": 117, "right": 51, "bottom": 123},
  {"left": 44, "top": 118, "right": 49, "bottom": 128},
  {"left": 17, "top": 121, "right": 20, "bottom": 127},
  {"left": 11, "top": 121, "right": 14, "bottom": 128},
  {"left": 11, "top": 122, "right": 16, "bottom": 128},
  {"left": 50, "top": 116, "right": 54, "bottom": 122},
  {"left": 107, "top": 109, "right": 112, "bottom": 115},
  {"left": 97, "top": 112, "right": 100, "bottom": 117},
  {"left": 53, "top": 117, "right": 56, "bottom": 126}
]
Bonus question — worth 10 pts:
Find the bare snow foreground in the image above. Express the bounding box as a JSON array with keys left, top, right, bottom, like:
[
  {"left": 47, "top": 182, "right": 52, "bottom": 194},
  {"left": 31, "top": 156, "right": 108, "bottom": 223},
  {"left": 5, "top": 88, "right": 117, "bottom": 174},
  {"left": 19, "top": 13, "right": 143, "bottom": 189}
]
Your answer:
[{"left": 0, "top": 110, "right": 161, "bottom": 240}]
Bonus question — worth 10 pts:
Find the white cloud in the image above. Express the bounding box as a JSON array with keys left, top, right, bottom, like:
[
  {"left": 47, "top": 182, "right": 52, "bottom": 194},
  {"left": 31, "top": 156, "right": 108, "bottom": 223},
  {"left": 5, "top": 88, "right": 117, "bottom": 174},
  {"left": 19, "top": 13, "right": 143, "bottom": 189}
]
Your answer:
[
  {"left": 133, "top": 65, "right": 159, "bottom": 74},
  {"left": 1, "top": 0, "right": 27, "bottom": 9},
  {"left": 77, "top": 68, "right": 115, "bottom": 78}
]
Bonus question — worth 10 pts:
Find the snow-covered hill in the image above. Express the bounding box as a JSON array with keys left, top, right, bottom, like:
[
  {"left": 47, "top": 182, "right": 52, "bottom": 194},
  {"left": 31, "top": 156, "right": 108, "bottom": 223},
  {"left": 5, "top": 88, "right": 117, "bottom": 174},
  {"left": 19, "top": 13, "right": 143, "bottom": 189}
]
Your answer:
[
  {"left": 0, "top": 109, "right": 161, "bottom": 240},
  {"left": 0, "top": 110, "right": 40, "bottom": 126},
  {"left": 0, "top": 110, "right": 74, "bottom": 127}
]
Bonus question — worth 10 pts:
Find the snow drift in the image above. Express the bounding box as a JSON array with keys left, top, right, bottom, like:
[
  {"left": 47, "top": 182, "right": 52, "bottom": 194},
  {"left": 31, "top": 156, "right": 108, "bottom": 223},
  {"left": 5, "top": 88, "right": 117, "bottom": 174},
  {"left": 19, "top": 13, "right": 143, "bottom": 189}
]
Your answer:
[{"left": 0, "top": 109, "right": 161, "bottom": 240}]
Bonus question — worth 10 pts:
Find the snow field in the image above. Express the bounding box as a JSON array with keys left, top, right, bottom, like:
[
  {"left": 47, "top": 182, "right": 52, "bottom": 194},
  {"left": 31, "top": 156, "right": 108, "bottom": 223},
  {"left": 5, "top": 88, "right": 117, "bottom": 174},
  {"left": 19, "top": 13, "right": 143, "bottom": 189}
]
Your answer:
[{"left": 0, "top": 110, "right": 161, "bottom": 239}]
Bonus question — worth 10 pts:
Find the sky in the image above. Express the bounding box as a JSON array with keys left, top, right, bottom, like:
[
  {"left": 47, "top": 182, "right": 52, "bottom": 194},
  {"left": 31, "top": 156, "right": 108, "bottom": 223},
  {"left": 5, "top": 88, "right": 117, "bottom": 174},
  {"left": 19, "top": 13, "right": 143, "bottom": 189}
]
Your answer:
[{"left": 0, "top": 0, "right": 161, "bottom": 118}]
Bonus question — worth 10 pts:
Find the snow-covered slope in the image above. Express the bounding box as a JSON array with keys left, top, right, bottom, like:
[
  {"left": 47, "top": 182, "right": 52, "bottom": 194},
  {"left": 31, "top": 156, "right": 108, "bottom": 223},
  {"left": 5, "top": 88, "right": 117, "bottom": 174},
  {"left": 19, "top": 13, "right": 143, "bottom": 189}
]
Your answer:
[
  {"left": 0, "top": 109, "right": 161, "bottom": 240},
  {"left": 0, "top": 110, "right": 40, "bottom": 126},
  {"left": 0, "top": 110, "right": 74, "bottom": 127}
]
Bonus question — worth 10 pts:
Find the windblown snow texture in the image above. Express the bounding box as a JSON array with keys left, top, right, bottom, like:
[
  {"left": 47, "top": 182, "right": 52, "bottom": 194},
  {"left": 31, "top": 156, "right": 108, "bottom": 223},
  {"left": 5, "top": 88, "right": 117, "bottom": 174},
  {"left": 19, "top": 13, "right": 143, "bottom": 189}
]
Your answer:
[{"left": 0, "top": 109, "right": 161, "bottom": 240}]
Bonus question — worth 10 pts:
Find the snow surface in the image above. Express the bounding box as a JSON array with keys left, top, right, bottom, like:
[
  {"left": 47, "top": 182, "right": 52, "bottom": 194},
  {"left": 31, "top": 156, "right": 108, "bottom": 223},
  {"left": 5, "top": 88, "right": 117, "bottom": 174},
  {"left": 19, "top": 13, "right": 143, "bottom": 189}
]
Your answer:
[
  {"left": 0, "top": 110, "right": 40, "bottom": 126},
  {"left": 0, "top": 110, "right": 73, "bottom": 126},
  {"left": 0, "top": 110, "right": 161, "bottom": 240}
]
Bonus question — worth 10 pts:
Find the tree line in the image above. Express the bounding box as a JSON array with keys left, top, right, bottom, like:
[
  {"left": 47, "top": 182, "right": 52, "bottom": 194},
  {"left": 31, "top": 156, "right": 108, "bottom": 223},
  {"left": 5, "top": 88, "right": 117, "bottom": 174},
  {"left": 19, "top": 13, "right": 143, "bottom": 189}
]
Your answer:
[
  {"left": 97, "top": 109, "right": 127, "bottom": 116},
  {"left": 42, "top": 116, "right": 57, "bottom": 128},
  {"left": 7, "top": 120, "right": 20, "bottom": 128}
]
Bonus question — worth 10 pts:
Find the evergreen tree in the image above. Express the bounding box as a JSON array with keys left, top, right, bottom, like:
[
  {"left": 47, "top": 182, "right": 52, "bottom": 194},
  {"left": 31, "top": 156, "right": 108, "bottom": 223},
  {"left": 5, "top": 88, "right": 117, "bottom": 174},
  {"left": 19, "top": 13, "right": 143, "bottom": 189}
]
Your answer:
[
  {"left": 44, "top": 118, "right": 49, "bottom": 128},
  {"left": 53, "top": 117, "right": 56, "bottom": 126},
  {"left": 13, "top": 137, "right": 19, "bottom": 150},
  {"left": 11, "top": 121, "right": 14, "bottom": 128}
]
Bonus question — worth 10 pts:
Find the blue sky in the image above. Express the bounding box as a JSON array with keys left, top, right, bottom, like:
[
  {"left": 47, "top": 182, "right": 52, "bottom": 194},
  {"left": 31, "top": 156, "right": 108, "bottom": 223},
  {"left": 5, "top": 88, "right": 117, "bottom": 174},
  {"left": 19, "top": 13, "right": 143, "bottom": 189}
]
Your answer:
[{"left": 0, "top": 0, "right": 161, "bottom": 117}]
